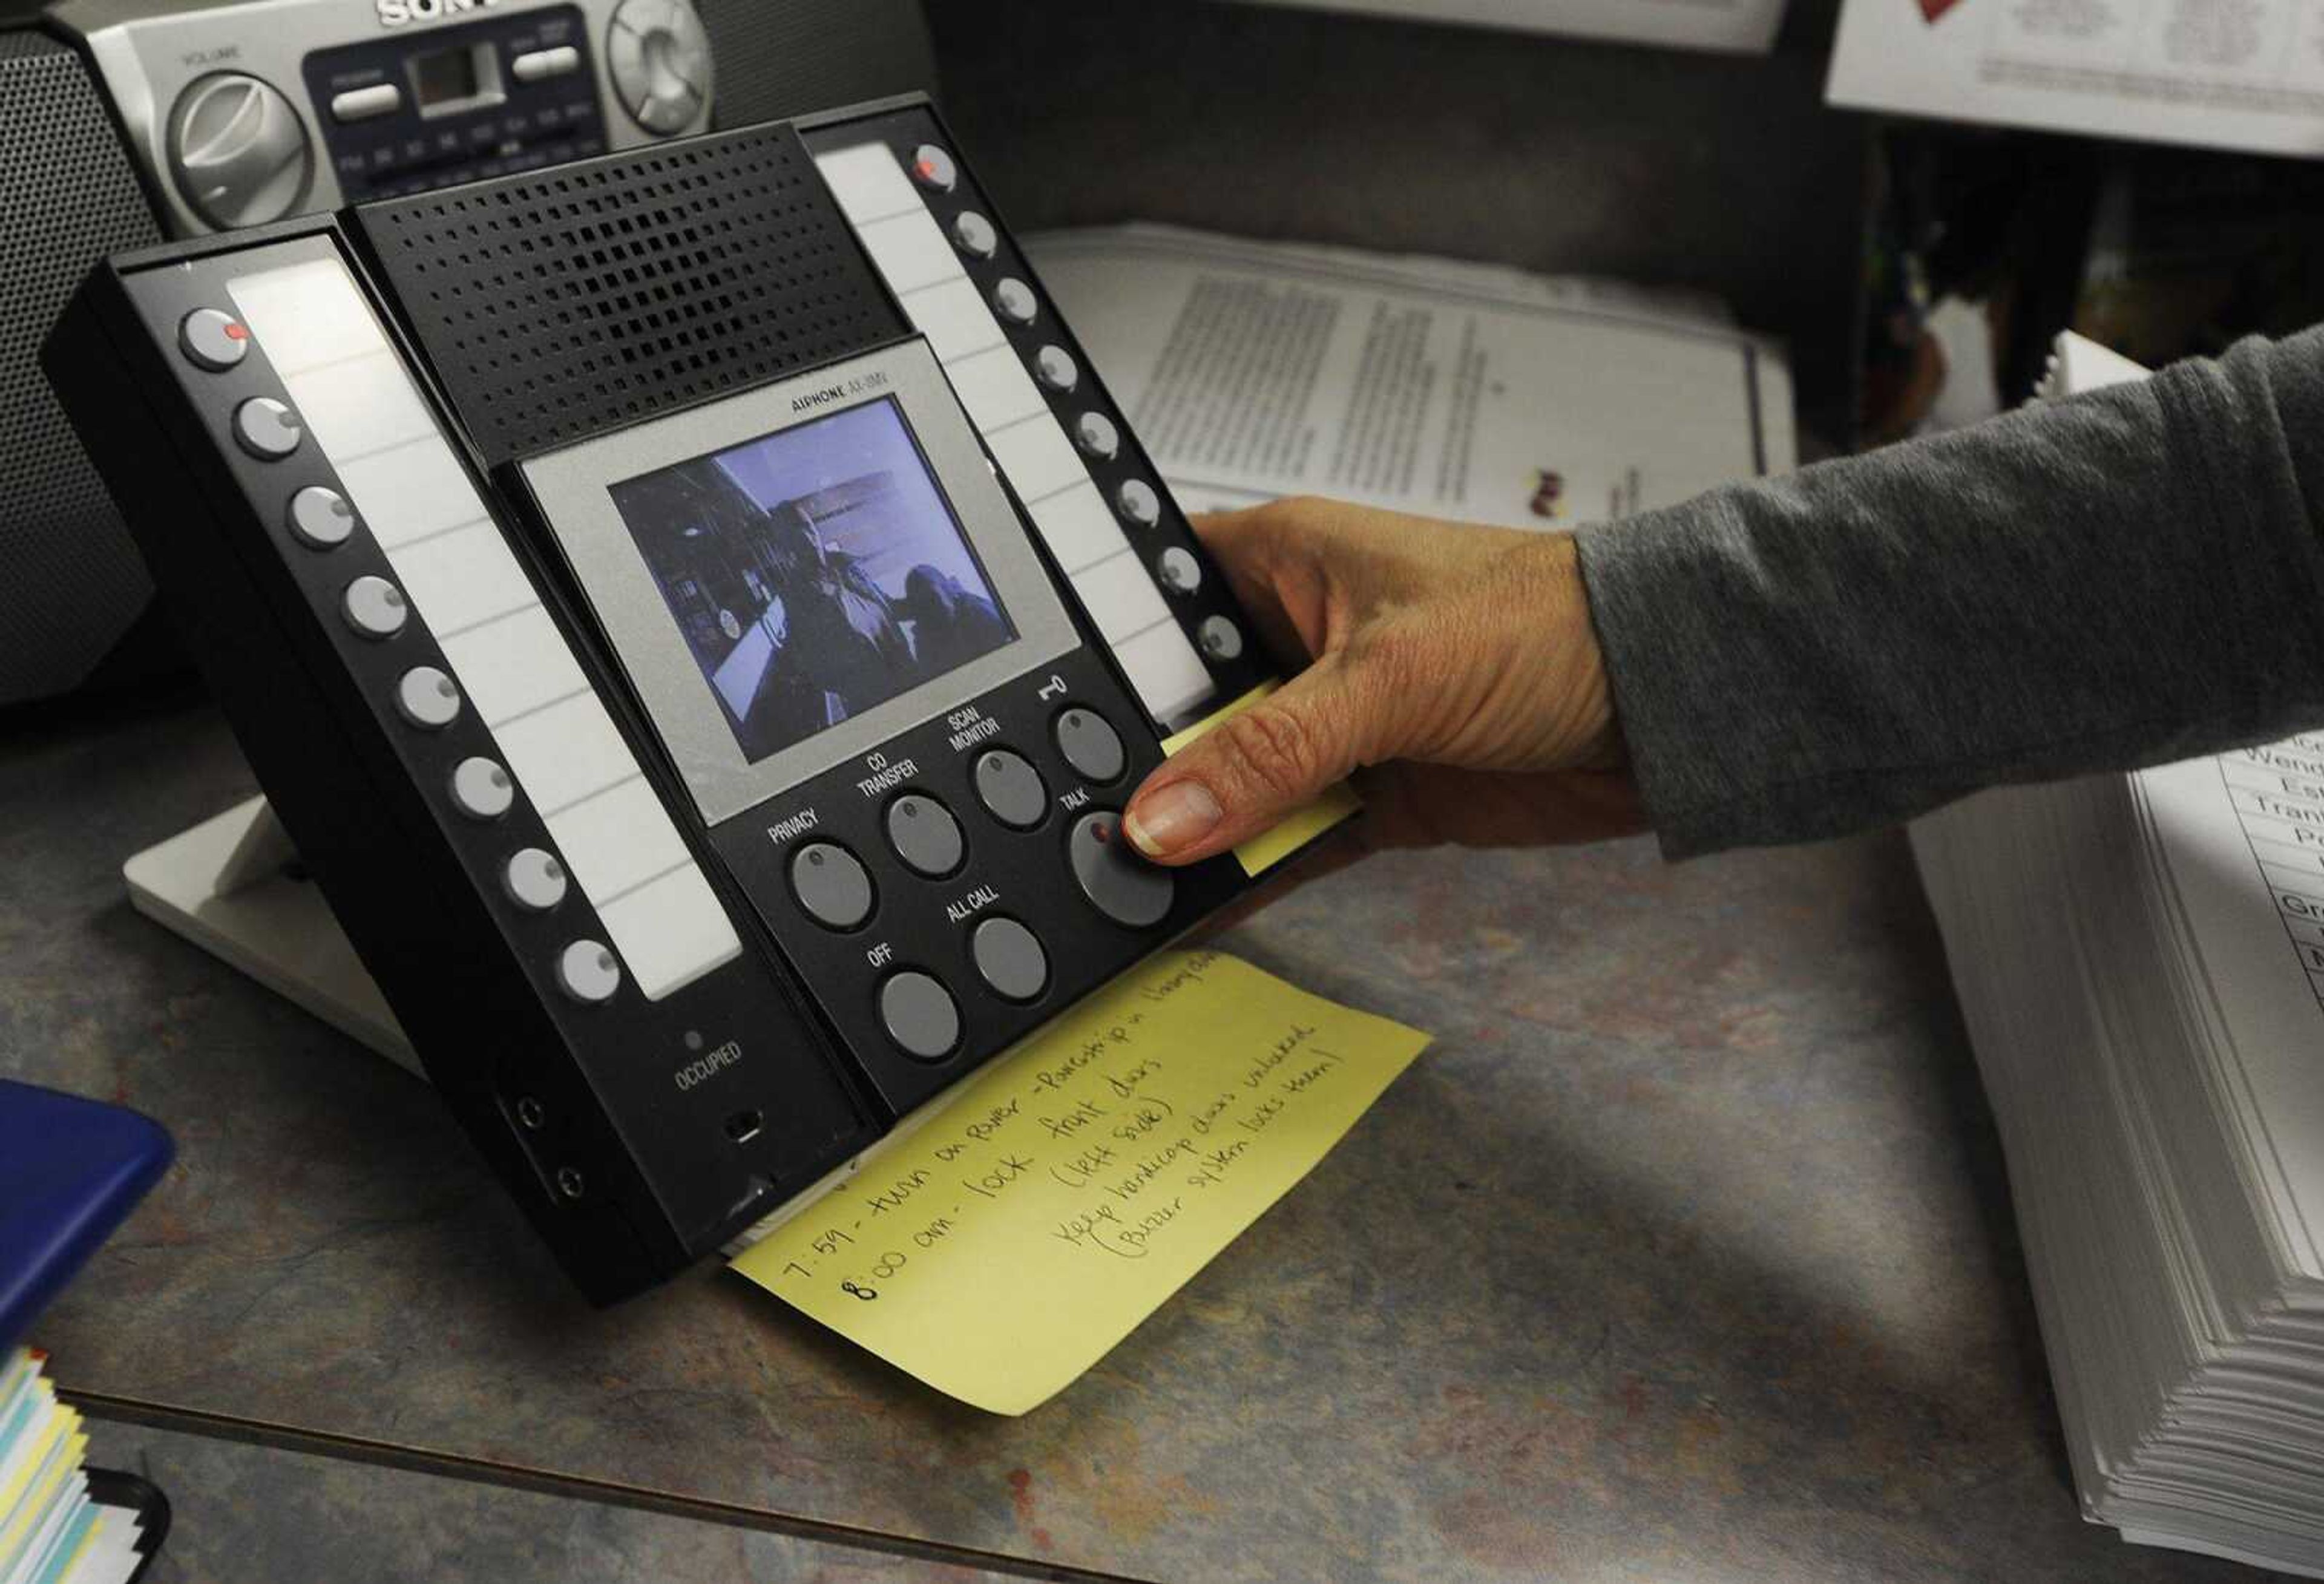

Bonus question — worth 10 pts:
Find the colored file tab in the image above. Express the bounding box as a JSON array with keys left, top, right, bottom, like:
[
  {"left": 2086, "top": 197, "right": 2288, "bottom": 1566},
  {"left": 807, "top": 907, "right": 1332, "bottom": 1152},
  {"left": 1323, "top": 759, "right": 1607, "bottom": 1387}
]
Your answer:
[
  {"left": 733, "top": 951, "right": 1430, "bottom": 1414},
  {"left": 1160, "top": 681, "right": 1361, "bottom": 876}
]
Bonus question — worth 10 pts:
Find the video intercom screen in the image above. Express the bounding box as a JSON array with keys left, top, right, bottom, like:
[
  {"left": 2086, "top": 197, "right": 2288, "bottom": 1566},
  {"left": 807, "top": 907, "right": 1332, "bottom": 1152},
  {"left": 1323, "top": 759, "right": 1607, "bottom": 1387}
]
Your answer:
[{"left": 608, "top": 399, "right": 1018, "bottom": 767}]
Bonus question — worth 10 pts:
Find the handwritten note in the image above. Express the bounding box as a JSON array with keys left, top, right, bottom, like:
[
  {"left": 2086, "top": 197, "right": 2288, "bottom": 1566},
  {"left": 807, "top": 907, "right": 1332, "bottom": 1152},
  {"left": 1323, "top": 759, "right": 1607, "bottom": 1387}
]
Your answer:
[
  {"left": 1160, "top": 682, "right": 1362, "bottom": 875},
  {"left": 732, "top": 950, "right": 1430, "bottom": 1414}
]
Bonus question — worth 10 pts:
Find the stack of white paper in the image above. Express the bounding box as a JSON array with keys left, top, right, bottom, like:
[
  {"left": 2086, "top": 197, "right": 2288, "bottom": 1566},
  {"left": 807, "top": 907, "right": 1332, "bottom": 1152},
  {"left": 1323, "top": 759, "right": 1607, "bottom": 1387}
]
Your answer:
[
  {"left": 1914, "top": 336, "right": 2324, "bottom": 1577},
  {"left": 0, "top": 1350, "right": 147, "bottom": 1584}
]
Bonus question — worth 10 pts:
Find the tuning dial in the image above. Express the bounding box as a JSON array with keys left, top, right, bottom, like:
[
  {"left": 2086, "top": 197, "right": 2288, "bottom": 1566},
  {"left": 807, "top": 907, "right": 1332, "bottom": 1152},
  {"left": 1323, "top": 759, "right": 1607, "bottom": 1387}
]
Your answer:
[
  {"left": 608, "top": 0, "right": 714, "bottom": 136},
  {"left": 168, "top": 73, "right": 312, "bottom": 232}
]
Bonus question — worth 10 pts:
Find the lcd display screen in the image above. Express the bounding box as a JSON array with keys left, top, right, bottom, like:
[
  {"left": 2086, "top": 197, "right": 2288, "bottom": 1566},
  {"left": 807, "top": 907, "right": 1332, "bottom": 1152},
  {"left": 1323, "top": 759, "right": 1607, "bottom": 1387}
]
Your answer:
[{"left": 607, "top": 398, "right": 1016, "bottom": 767}]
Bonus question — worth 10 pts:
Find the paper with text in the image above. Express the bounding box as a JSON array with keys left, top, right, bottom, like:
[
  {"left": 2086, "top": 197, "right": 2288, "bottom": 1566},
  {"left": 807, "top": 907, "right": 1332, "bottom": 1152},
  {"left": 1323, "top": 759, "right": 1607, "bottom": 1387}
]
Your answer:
[
  {"left": 1160, "top": 682, "right": 1362, "bottom": 876},
  {"left": 732, "top": 951, "right": 1431, "bottom": 1413}
]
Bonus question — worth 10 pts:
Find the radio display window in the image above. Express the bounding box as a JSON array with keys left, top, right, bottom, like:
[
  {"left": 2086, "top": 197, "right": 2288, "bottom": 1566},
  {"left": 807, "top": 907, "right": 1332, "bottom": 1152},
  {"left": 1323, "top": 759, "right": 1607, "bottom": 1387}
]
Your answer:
[
  {"left": 609, "top": 399, "right": 1018, "bottom": 768},
  {"left": 409, "top": 41, "right": 505, "bottom": 119}
]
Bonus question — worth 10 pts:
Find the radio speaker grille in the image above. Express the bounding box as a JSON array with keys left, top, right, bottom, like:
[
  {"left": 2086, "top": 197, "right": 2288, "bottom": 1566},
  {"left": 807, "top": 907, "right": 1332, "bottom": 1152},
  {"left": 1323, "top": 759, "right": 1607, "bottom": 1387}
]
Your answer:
[
  {"left": 694, "top": 0, "right": 937, "bottom": 128},
  {"left": 355, "top": 122, "right": 906, "bottom": 467},
  {"left": 0, "top": 31, "right": 165, "bottom": 705}
]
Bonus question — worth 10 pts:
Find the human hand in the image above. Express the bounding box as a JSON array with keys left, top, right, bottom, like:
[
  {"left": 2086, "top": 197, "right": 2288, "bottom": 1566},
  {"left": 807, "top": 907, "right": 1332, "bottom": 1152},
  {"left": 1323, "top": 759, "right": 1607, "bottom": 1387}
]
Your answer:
[{"left": 1121, "top": 497, "right": 1644, "bottom": 868}]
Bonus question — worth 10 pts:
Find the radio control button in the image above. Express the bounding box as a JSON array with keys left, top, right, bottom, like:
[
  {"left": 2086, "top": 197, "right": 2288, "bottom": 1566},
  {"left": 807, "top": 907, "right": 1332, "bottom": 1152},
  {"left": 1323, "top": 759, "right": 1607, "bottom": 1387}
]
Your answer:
[
  {"left": 1198, "top": 615, "right": 1245, "bottom": 661},
  {"left": 233, "top": 397, "right": 303, "bottom": 460},
  {"left": 341, "top": 576, "right": 409, "bottom": 640},
  {"left": 608, "top": 0, "right": 709, "bottom": 135},
  {"left": 951, "top": 211, "right": 997, "bottom": 259},
  {"left": 879, "top": 970, "right": 960, "bottom": 1061},
  {"left": 287, "top": 485, "right": 355, "bottom": 549},
  {"left": 973, "top": 750, "right": 1048, "bottom": 830},
  {"left": 993, "top": 278, "right": 1037, "bottom": 325},
  {"left": 885, "top": 793, "right": 965, "bottom": 877},
  {"left": 972, "top": 917, "right": 1048, "bottom": 1003},
  {"left": 1033, "top": 345, "right": 1078, "bottom": 393},
  {"left": 512, "top": 45, "right": 581, "bottom": 83},
  {"left": 1157, "top": 547, "right": 1202, "bottom": 594},
  {"left": 395, "top": 666, "right": 462, "bottom": 729},
  {"left": 1072, "top": 412, "right": 1120, "bottom": 460},
  {"left": 1054, "top": 707, "right": 1127, "bottom": 784},
  {"left": 1117, "top": 479, "right": 1161, "bottom": 528},
  {"left": 450, "top": 756, "right": 515, "bottom": 820},
  {"left": 910, "top": 143, "right": 957, "bottom": 192},
  {"left": 178, "top": 308, "right": 249, "bottom": 371},
  {"left": 556, "top": 939, "right": 622, "bottom": 1005},
  {"left": 168, "top": 73, "right": 312, "bottom": 231},
  {"left": 505, "top": 848, "right": 569, "bottom": 912},
  {"left": 790, "top": 840, "right": 873, "bottom": 930},
  {"left": 1068, "top": 812, "right": 1175, "bottom": 929},
  {"left": 329, "top": 83, "right": 402, "bottom": 123}
]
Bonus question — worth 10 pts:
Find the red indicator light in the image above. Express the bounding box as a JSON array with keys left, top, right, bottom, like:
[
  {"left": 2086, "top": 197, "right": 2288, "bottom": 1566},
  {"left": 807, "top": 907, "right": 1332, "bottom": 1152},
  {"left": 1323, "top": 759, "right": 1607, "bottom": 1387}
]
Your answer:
[{"left": 224, "top": 322, "right": 248, "bottom": 341}]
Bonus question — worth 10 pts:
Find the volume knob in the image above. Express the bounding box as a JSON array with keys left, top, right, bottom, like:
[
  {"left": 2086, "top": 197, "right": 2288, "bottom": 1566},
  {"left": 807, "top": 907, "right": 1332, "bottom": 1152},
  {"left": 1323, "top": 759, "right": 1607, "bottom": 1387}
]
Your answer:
[{"left": 168, "top": 73, "right": 313, "bottom": 232}]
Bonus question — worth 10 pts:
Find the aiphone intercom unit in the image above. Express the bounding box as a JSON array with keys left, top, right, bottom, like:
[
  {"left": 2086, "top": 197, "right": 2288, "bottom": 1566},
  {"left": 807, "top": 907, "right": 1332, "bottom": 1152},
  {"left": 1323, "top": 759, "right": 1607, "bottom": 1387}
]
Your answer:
[{"left": 45, "top": 97, "right": 1321, "bottom": 1303}]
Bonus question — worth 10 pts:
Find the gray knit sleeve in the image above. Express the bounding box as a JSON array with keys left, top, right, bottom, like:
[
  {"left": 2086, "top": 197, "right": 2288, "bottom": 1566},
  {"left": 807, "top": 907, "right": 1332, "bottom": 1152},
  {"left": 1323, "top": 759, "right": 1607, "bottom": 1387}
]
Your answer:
[{"left": 1573, "top": 329, "right": 2324, "bottom": 858}]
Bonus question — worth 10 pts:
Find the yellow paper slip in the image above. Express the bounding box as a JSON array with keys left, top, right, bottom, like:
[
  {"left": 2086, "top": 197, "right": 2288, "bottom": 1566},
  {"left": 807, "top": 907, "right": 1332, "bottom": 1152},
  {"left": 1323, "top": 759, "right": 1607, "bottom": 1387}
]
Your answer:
[
  {"left": 733, "top": 950, "right": 1431, "bottom": 1414},
  {"left": 1159, "top": 682, "right": 1362, "bottom": 876}
]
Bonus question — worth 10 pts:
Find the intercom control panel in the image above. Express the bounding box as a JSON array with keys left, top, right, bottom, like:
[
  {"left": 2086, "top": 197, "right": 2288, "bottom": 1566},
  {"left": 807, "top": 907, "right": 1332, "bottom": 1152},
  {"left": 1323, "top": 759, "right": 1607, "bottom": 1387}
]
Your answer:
[{"left": 46, "top": 99, "right": 1311, "bottom": 1302}]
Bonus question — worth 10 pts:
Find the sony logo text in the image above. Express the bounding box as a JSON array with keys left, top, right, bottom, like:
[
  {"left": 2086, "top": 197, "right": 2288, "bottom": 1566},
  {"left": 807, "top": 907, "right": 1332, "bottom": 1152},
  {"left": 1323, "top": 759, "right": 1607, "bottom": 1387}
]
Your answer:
[{"left": 377, "top": 0, "right": 504, "bottom": 27}]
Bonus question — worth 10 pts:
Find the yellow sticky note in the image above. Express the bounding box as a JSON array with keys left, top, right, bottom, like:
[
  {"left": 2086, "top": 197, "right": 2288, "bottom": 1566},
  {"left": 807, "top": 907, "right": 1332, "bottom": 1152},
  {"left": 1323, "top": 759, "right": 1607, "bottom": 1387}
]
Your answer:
[
  {"left": 732, "top": 950, "right": 1431, "bottom": 1414},
  {"left": 1160, "top": 682, "right": 1361, "bottom": 875}
]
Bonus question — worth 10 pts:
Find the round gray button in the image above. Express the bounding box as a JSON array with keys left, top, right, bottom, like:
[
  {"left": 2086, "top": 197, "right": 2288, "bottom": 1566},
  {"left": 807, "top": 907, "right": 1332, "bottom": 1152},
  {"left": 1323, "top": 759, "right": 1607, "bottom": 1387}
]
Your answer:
[
  {"left": 972, "top": 917, "right": 1048, "bottom": 1003},
  {"left": 395, "top": 666, "right": 461, "bottom": 729},
  {"left": 504, "top": 847, "right": 568, "bottom": 911},
  {"left": 450, "top": 756, "right": 514, "bottom": 820},
  {"left": 1054, "top": 706, "right": 1127, "bottom": 784},
  {"left": 993, "top": 277, "right": 1037, "bottom": 324},
  {"left": 973, "top": 749, "right": 1047, "bottom": 830},
  {"left": 287, "top": 485, "right": 355, "bottom": 549},
  {"left": 179, "top": 308, "right": 249, "bottom": 371},
  {"left": 1157, "top": 548, "right": 1202, "bottom": 594},
  {"left": 880, "top": 970, "right": 960, "bottom": 1061},
  {"left": 951, "top": 210, "right": 997, "bottom": 258},
  {"left": 1198, "top": 615, "right": 1244, "bottom": 661},
  {"left": 789, "top": 841, "right": 873, "bottom": 930},
  {"left": 910, "top": 143, "right": 957, "bottom": 191},
  {"left": 885, "top": 793, "right": 964, "bottom": 877},
  {"left": 1117, "top": 479, "right": 1161, "bottom": 528},
  {"left": 1033, "top": 345, "right": 1077, "bottom": 392},
  {"left": 234, "top": 396, "right": 303, "bottom": 460},
  {"left": 341, "top": 575, "right": 407, "bottom": 640},
  {"left": 557, "top": 939, "right": 622, "bottom": 1005},
  {"left": 1072, "top": 411, "right": 1120, "bottom": 460},
  {"left": 1068, "top": 811, "right": 1175, "bottom": 928}
]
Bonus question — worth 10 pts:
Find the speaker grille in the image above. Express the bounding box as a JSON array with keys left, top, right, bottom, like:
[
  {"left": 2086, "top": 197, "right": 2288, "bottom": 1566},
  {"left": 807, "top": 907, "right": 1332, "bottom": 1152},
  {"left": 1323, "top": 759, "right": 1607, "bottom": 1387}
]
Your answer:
[
  {"left": 356, "top": 122, "right": 905, "bottom": 466},
  {"left": 0, "top": 31, "right": 165, "bottom": 705},
  {"left": 692, "top": 0, "right": 937, "bottom": 128}
]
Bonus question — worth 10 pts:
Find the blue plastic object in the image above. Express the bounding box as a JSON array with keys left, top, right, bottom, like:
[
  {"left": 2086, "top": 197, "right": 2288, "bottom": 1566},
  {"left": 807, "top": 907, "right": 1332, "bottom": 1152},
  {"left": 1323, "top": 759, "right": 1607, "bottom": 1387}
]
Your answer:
[{"left": 0, "top": 1079, "right": 173, "bottom": 1354}]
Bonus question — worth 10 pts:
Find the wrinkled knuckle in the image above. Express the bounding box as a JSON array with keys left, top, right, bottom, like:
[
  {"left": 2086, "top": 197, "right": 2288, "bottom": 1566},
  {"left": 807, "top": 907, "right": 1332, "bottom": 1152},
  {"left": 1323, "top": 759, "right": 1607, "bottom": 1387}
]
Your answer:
[{"left": 1215, "top": 705, "right": 1322, "bottom": 803}]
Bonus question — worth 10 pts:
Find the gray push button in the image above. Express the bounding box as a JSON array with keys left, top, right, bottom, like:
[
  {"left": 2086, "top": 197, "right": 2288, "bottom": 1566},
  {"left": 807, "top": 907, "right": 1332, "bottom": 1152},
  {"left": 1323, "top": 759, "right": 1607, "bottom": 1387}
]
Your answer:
[
  {"left": 971, "top": 917, "right": 1048, "bottom": 1003},
  {"left": 880, "top": 970, "right": 960, "bottom": 1061},
  {"left": 1198, "top": 615, "right": 1244, "bottom": 661},
  {"left": 504, "top": 848, "right": 568, "bottom": 911},
  {"left": 450, "top": 756, "right": 514, "bottom": 820},
  {"left": 1068, "top": 811, "right": 1175, "bottom": 928},
  {"left": 234, "top": 396, "right": 303, "bottom": 459},
  {"left": 993, "top": 278, "right": 1037, "bottom": 324},
  {"left": 1034, "top": 345, "right": 1077, "bottom": 392},
  {"left": 557, "top": 939, "right": 622, "bottom": 1005},
  {"left": 790, "top": 840, "right": 873, "bottom": 929},
  {"left": 341, "top": 575, "right": 408, "bottom": 640},
  {"left": 511, "top": 45, "right": 580, "bottom": 82},
  {"left": 951, "top": 211, "right": 997, "bottom": 258},
  {"left": 885, "top": 793, "right": 964, "bottom": 877},
  {"left": 1117, "top": 479, "right": 1161, "bottom": 528},
  {"left": 1072, "top": 411, "right": 1119, "bottom": 460},
  {"left": 1157, "top": 547, "right": 1201, "bottom": 594},
  {"left": 910, "top": 143, "right": 957, "bottom": 191},
  {"left": 395, "top": 666, "right": 461, "bottom": 729},
  {"left": 973, "top": 749, "right": 1047, "bottom": 830},
  {"left": 1054, "top": 706, "right": 1127, "bottom": 784},
  {"left": 179, "top": 308, "right": 248, "bottom": 371},
  {"left": 287, "top": 485, "right": 355, "bottom": 549},
  {"left": 329, "top": 82, "right": 402, "bottom": 122}
]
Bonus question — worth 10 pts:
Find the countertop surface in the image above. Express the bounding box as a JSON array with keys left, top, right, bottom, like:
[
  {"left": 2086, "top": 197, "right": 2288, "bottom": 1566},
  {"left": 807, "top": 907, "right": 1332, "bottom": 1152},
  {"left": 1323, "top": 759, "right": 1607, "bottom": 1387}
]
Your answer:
[{"left": 3, "top": 695, "right": 2289, "bottom": 1582}]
